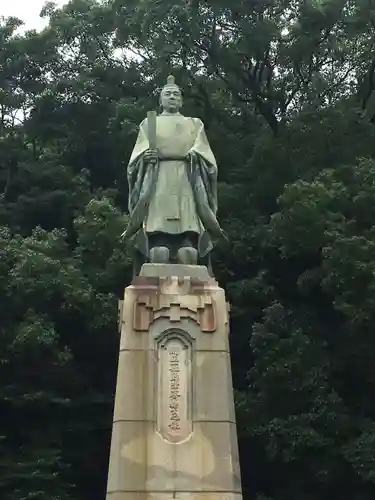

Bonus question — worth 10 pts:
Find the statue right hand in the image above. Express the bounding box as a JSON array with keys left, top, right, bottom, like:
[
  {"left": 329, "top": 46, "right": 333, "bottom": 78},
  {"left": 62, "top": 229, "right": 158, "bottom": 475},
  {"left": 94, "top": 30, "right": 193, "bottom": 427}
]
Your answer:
[{"left": 144, "top": 149, "right": 158, "bottom": 164}]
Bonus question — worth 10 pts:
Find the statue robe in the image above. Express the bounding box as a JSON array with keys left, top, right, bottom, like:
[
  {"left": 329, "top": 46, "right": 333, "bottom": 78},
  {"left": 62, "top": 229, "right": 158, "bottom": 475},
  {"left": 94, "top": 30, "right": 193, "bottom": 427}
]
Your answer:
[{"left": 124, "top": 114, "right": 224, "bottom": 258}]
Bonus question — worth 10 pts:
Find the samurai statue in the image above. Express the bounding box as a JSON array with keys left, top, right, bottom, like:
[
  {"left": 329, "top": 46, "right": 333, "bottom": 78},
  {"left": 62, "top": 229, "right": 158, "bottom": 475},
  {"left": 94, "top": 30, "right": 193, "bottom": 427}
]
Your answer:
[{"left": 121, "top": 75, "right": 226, "bottom": 275}]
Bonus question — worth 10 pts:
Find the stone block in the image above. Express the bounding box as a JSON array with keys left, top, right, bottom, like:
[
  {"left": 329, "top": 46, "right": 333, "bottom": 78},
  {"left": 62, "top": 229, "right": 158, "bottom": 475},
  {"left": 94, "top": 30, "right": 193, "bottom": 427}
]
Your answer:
[
  {"left": 113, "top": 350, "right": 155, "bottom": 422},
  {"left": 139, "top": 263, "right": 212, "bottom": 281},
  {"left": 107, "top": 494, "right": 243, "bottom": 500},
  {"left": 194, "top": 351, "right": 236, "bottom": 423},
  {"left": 106, "top": 421, "right": 148, "bottom": 493},
  {"left": 106, "top": 264, "right": 242, "bottom": 500}
]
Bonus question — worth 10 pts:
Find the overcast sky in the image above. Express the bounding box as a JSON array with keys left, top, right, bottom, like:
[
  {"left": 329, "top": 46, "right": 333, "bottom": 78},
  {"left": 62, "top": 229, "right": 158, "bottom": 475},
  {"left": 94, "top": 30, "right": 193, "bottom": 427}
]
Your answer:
[{"left": 0, "top": 0, "right": 67, "bottom": 32}]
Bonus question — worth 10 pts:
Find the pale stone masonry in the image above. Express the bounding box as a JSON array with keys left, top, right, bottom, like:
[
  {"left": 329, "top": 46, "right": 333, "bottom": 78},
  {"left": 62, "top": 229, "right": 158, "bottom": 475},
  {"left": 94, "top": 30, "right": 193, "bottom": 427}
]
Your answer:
[{"left": 106, "top": 264, "right": 243, "bottom": 500}]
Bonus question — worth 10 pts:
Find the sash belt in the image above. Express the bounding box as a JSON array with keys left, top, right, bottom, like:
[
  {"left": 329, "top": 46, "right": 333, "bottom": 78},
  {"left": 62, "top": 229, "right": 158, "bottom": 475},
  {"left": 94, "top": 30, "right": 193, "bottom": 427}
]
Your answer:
[{"left": 158, "top": 156, "right": 187, "bottom": 161}]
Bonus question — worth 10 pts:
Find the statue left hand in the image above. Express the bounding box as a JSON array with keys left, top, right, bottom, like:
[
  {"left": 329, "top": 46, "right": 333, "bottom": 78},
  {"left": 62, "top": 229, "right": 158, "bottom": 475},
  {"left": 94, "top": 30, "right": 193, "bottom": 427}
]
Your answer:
[{"left": 186, "top": 151, "right": 197, "bottom": 162}]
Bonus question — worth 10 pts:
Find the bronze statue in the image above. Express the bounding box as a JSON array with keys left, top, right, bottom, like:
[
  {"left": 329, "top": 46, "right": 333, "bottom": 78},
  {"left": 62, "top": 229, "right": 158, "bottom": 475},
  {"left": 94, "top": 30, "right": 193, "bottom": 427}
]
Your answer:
[{"left": 122, "top": 75, "right": 225, "bottom": 274}]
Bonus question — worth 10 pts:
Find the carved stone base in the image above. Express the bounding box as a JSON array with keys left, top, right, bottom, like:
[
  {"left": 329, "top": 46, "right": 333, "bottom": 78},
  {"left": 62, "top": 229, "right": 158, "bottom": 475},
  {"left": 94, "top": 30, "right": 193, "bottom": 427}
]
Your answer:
[{"left": 106, "top": 264, "right": 242, "bottom": 500}]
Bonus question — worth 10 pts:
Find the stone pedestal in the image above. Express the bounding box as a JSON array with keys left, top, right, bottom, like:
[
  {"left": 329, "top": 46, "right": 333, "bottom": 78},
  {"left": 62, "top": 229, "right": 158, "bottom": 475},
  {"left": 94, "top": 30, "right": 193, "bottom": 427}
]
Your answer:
[{"left": 106, "top": 264, "right": 242, "bottom": 500}]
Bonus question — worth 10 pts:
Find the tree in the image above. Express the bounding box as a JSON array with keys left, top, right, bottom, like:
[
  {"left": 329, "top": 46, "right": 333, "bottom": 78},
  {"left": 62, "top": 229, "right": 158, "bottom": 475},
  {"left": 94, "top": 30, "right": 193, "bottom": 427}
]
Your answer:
[{"left": 2, "top": 0, "right": 375, "bottom": 498}]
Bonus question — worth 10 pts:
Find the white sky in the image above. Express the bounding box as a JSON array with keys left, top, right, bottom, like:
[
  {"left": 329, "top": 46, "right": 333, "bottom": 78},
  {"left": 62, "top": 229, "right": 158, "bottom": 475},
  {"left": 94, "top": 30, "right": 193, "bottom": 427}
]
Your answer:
[{"left": 0, "top": 0, "right": 68, "bottom": 32}]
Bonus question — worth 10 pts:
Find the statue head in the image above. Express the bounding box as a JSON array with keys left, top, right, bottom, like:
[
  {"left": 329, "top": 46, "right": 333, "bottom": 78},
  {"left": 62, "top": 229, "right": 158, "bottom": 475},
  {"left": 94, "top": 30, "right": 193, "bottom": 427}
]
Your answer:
[{"left": 159, "top": 75, "right": 182, "bottom": 113}]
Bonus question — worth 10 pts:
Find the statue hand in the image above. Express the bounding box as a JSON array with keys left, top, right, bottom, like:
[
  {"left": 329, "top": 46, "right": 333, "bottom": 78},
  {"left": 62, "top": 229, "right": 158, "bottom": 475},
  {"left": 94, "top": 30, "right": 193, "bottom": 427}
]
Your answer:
[
  {"left": 144, "top": 149, "right": 158, "bottom": 164},
  {"left": 186, "top": 150, "right": 197, "bottom": 162}
]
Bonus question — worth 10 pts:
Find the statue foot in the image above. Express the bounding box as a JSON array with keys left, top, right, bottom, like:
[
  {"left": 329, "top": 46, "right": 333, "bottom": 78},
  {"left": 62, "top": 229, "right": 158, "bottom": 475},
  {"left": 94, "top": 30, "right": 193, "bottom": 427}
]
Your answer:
[
  {"left": 149, "top": 246, "right": 170, "bottom": 263},
  {"left": 177, "top": 246, "right": 198, "bottom": 265}
]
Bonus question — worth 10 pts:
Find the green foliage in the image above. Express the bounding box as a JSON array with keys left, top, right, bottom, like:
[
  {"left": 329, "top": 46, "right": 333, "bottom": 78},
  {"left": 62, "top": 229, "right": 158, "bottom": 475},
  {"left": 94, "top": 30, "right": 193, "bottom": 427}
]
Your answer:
[{"left": 1, "top": 0, "right": 375, "bottom": 499}]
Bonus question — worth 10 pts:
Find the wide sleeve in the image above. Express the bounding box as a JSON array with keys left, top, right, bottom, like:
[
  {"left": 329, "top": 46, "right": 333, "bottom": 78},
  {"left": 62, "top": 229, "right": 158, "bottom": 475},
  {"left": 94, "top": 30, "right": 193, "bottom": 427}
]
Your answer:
[
  {"left": 123, "top": 119, "right": 159, "bottom": 240},
  {"left": 189, "top": 118, "right": 217, "bottom": 170},
  {"left": 188, "top": 118, "right": 218, "bottom": 215},
  {"left": 128, "top": 119, "right": 149, "bottom": 168},
  {"left": 127, "top": 119, "right": 149, "bottom": 213}
]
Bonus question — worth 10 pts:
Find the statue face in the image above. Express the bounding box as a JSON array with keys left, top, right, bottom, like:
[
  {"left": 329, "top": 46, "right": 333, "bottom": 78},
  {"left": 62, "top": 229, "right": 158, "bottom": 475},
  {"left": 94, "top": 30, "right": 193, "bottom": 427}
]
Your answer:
[{"left": 160, "top": 86, "right": 182, "bottom": 113}]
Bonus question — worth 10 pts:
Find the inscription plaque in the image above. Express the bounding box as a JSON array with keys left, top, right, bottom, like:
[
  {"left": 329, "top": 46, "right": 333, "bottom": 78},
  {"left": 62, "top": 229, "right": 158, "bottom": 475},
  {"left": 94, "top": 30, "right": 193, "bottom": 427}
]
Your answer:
[{"left": 156, "top": 330, "right": 192, "bottom": 443}]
